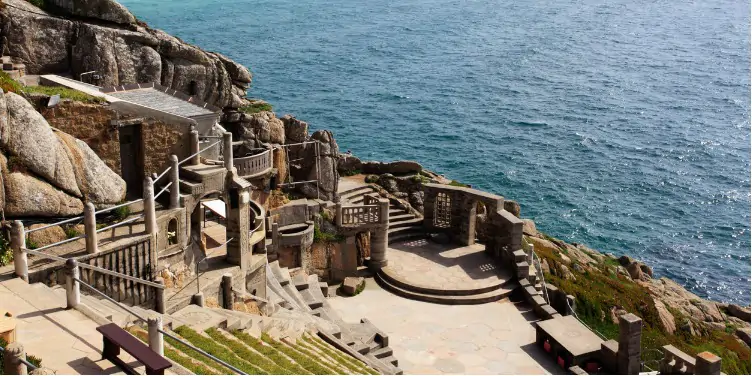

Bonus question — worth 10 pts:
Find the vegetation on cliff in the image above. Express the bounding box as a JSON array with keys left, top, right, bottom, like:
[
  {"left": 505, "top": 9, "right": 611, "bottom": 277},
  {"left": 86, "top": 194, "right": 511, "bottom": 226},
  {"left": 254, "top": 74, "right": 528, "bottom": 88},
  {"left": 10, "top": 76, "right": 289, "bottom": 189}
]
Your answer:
[{"left": 0, "top": 72, "right": 103, "bottom": 103}]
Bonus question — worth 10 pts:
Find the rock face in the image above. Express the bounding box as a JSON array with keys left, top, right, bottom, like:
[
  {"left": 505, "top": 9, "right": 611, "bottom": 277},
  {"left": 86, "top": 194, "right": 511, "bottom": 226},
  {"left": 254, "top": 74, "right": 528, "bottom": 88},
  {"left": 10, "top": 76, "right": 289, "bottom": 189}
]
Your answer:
[
  {"left": 360, "top": 160, "right": 422, "bottom": 175},
  {"left": 0, "top": 0, "right": 251, "bottom": 109},
  {"left": 0, "top": 90, "right": 126, "bottom": 216},
  {"left": 47, "top": 0, "right": 136, "bottom": 25}
]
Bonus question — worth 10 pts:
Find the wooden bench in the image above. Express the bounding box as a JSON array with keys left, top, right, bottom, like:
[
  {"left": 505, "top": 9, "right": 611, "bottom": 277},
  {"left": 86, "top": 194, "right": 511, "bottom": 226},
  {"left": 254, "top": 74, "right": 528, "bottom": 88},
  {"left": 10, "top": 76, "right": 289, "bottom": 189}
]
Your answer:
[{"left": 96, "top": 323, "right": 172, "bottom": 375}]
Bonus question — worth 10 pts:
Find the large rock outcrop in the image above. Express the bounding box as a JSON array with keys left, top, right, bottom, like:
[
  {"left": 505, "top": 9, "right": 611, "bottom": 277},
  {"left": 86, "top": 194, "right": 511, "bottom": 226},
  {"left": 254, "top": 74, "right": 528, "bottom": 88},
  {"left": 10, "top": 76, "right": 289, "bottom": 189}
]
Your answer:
[
  {"left": 0, "top": 90, "right": 126, "bottom": 216},
  {"left": 0, "top": 0, "right": 251, "bottom": 109},
  {"left": 46, "top": 0, "right": 136, "bottom": 25}
]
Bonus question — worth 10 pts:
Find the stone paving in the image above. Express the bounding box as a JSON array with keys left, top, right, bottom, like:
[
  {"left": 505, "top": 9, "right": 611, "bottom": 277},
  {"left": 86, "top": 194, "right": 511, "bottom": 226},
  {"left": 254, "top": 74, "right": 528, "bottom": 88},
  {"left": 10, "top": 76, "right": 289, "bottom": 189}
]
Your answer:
[
  {"left": 387, "top": 239, "right": 512, "bottom": 290},
  {"left": 0, "top": 278, "right": 163, "bottom": 375},
  {"left": 328, "top": 279, "right": 561, "bottom": 374}
]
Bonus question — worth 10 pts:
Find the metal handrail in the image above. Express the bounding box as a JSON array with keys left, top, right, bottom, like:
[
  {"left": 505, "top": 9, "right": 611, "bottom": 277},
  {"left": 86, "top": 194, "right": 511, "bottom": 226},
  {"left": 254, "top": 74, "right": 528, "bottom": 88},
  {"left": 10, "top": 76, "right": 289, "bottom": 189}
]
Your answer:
[
  {"left": 158, "top": 329, "right": 245, "bottom": 375},
  {"left": 154, "top": 166, "right": 172, "bottom": 184},
  {"left": 94, "top": 198, "right": 143, "bottom": 215},
  {"left": 75, "top": 277, "right": 148, "bottom": 322},
  {"left": 77, "top": 263, "right": 165, "bottom": 289},
  {"left": 21, "top": 247, "right": 66, "bottom": 262},
  {"left": 341, "top": 204, "right": 379, "bottom": 209},
  {"left": 24, "top": 215, "right": 84, "bottom": 234},
  {"left": 532, "top": 252, "right": 550, "bottom": 303},
  {"left": 95, "top": 215, "right": 144, "bottom": 234},
  {"left": 179, "top": 140, "right": 222, "bottom": 167},
  {"left": 27, "top": 234, "right": 86, "bottom": 252},
  {"left": 566, "top": 298, "right": 608, "bottom": 340},
  {"left": 154, "top": 182, "right": 172, "bottom": 199},
  {"left": 0, "top": 345, "right": 38, "bottom": 371}
]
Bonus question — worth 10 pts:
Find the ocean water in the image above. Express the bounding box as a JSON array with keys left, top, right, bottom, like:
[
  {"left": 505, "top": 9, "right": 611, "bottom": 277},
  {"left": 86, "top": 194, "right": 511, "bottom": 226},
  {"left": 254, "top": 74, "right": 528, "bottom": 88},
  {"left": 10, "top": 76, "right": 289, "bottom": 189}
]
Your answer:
[{"left": 120, "top": 0, "right": 751, "bottom": 304}]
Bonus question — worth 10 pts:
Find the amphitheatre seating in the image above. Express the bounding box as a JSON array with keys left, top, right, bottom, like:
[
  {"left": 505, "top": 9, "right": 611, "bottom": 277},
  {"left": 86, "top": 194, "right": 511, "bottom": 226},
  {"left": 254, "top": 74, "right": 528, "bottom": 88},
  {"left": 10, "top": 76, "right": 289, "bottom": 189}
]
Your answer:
[{"left": 97, "top": 323, "right": 172, "bottom": 375}]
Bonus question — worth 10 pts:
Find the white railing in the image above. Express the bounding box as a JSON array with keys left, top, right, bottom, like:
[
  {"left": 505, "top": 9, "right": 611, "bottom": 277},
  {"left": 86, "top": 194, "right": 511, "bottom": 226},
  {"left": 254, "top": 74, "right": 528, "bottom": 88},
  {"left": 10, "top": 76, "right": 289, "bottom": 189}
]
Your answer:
[
  {"left": 340, "top": 205, "right": 381, "bottom": 225},
  {"left": 235, "top": 150, "right": 271, "bottom": 177}
]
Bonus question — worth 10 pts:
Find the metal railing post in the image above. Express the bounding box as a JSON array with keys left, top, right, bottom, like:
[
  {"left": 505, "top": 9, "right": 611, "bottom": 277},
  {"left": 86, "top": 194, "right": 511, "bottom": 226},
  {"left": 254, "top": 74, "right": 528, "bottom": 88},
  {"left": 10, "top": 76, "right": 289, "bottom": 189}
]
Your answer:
[
  {"left": 10, "top": 221, "right": 28, "bottom": 282},
  {"left": 190, "top": 129, "right": 200, "bottom": 165},
  {"left": 84, "top": 202, "right": 98, "bottom": 254},
  {"left": 144, "top": 177, "right": 157, "bottom": 235},
  {"left": 169, "top": 155, "right": 180, "bottom": 209},
  {"left": 65, "top": 259, "right": 80, "bottom": 309},
  {"left": 148, "top": 315, "right": 164, "bottom": 356},
  {"left": 223, "top": 132, "right": 233, "bottom": 171}
]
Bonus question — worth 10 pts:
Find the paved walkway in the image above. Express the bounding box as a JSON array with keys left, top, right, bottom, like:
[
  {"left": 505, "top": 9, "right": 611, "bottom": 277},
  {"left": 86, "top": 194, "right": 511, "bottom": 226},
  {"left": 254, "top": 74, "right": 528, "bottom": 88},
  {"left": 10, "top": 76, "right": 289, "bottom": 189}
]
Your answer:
[
  {"left": 329, "top": 279, "right": 560, "bottom": 374},
  {"left": 387, "top": 239, "right": 511, "bottom": 290}
]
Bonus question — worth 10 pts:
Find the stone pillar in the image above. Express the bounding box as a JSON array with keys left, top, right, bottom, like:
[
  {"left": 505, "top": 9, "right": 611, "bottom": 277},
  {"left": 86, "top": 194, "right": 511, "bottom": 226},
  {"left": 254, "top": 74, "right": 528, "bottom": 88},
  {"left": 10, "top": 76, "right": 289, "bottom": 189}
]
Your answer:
[
  {"left": 222, "top": 273, "right": 233, "bottom": 309},
  {"left": 600, "top": 340, "right": 619, "bottom": 373},
  {"left": 65, "top": 259, "right": 80, "bottom": 309},
  {"left": 369, "top": 228, "right": 388, "bottom": 272},
  {"left": 270, "top": 222, "right": 280, "bottom": 255},
  {"left": 147, "top": 315, "right": 164, "bottom": 356},
  {"left": 695, "top": 351, "right": 721, "bottom": 375},
  {"left": 335, "top": 203, "right": 343, "bottom": 227},
  {"left": 422, "top": 186, "right": 436, "bottom": 229},
  {"left": 83, "top": 202, "right": 98, "bottom": 254},
  {"left": 192, "top": 292, "right": 205, "bottom": 307},
  {"left": 225, "top": 186, "right": 250, "bottom": 268},
  {"left": 144, "top": 177, "right": 157, "bottom": 235},
  {"left": 3, "top": 342, "right": 27, "bottom": 375},
  {"left": 11, "top": 221, "right": 28, "bottom": 282},
  {"left": 190, "top": 130, "right": 200, "bottom": 165},
  {"left": 617, "top": 313, "right": 642, "bottom": 375},
  {"left": 155, "top": 277, "right": 165, "bottom": 314},
  {"left": 378, "top": 198, "right": 390, "bottom": 226},
  {"left": 223, "top": 132, "right": 233, "bottom": 171},
  {"left": 527, "top": 244, "right": 535, "bottom": 265},
  {"left": 169, "top": 155, "right": 180, "bottom": 209},
  {"left": 458, "top": 196, "right": 477, "bottom": 246}
]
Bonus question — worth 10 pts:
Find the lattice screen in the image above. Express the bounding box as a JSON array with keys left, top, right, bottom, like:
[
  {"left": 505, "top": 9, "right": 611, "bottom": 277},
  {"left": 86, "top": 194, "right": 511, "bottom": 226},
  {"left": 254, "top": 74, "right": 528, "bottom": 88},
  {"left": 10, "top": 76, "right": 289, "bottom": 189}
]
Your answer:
[{"left": 434, "top": 192, "right": 452, "bottom": 228}]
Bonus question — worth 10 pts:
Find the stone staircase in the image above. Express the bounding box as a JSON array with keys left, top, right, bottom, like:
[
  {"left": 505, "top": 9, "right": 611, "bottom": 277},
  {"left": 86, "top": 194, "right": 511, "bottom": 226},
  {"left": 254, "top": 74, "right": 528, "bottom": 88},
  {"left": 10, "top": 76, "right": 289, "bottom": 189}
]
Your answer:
[
  {"left": 266, "top": 261, "right": 403, "bottom": 374},
  {"left": 339, "top": 185, "right": 425, "bottom": 244}
]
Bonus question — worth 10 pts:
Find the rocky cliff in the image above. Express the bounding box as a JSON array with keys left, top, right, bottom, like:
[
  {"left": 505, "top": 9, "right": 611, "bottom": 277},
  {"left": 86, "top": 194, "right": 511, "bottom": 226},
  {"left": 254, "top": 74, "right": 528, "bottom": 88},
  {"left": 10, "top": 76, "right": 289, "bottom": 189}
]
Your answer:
[
  {"left": 0, "top": 0, "right": 252, "bottom": 109},
  {"left": 0, "top": 88, "right": 125, "bottom": 216}
]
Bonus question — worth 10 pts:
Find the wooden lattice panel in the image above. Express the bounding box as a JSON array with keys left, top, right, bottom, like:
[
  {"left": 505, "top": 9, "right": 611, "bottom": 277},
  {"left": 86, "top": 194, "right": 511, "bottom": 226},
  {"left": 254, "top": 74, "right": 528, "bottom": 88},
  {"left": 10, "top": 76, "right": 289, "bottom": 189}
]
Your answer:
[{"left": 434, "top": 192, "right": 451, "bottom": 228}]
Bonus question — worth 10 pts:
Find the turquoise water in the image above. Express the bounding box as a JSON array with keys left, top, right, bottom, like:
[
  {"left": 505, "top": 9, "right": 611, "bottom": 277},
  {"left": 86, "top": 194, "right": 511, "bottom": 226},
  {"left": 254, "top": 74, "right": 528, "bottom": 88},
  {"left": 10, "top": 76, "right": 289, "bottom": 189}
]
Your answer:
[{"left": 121, "top": 0, "right": 750, "bottom": 304}]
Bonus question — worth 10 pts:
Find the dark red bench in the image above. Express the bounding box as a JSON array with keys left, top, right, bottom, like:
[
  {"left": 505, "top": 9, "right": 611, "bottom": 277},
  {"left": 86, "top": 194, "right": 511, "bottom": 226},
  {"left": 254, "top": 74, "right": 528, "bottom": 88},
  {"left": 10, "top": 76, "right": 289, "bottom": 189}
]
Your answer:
[{"left": 96, "top": 323, "right": 172, "bottom": 375}]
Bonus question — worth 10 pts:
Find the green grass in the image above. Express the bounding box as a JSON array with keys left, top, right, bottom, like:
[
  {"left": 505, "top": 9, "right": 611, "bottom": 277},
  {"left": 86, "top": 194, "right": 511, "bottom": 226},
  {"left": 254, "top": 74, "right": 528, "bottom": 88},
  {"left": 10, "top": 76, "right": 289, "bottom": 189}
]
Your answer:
[
  {"left": 0, "top": 235, "right": 13, "bottom": 267},
  {"left": 25, "top": 238, "right": 39, "bottom": 250},
  {"left": 321, "top": 210, "right": 332, "bottom": 222},
  {"left": 205, "top": 328, "right": 292, "bottom": 374},
  {"left": 293, "top": 340, "right": 350, "bottom": 374},
  {"left": 127, "top": 327, "right": 221, "bottom": 375},
  {"left": 302, "top": 334, "right": 378, "bottom": 375},
  {"left": 341, "top": 169, "right": 361, "bottom": 177},
  {"left": 0, "top": 71, "right": 103, "bottom": 103},
  {"left": 447, "top": 179, "right": 469, "bottom": 187},
  {"left": 160, "top": 327, "right": 234, "bottom": 374},
  {"left": 364, "top": 175, "right": 379, "bottom": 184},
  {"left": 173, "top": 326, "right": 267, "bottom": 375},
  {"left": 411, "top": 174, "right": 429, "bottom": 184},
  {"left": 63, "top": 226, "right": 81, "bottom": 239},
  {"left": 260, "top": 333, "right": 336, "bottom": 375},
  {"left": 230, "top": 330, "right": 312, "bottom": 375},
  {"left": 113, "top": 204, "right": 131, "bottom": 221},
  {"left": 239, "top": 102, "right": 273, "bottom": 114}
]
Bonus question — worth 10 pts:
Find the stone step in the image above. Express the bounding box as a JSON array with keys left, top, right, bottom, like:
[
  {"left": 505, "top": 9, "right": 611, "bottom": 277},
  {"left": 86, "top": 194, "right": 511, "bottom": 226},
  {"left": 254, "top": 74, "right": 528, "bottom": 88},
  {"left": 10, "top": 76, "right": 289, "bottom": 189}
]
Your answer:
[
  {"left": 371, "top": 346, "right": 393, "bottom": 359},
  {"left": 376, "top": 271, "right": 517, "bottom": 305},
  {"left": 379, "top": 267, "right": 513, "bottom": 297},
  {"left": 299, "top": 288, "right": 324, "bottom": 310},
  {"left": 389, "top": 217, "right": 423, "bottom": 229},
  {"left": 339, "top": 186, "right": 376, "bottom": 200},
  {"left": 293, "top": 273, "right": 309, "bottom": 291},
  {"left": 388, "top": 208, "right": 406, "bottom": 215},
  {"left": 279, "top": 266, "right": 293, "bottom": 286},
  {"left": 389, "top": 213, "right": 415, "bottom": 222},
  {"left": 352, "top": 342, "right": 371, "bottom": 355},
  {"left": 178, "top": 179, "right": 203, "bottom": 194},
  {"left": 383, "top": 355, "right": 399, "bottom": 367},
  {"left": 388, "top": 231, "right": 428, "bottom": 244}
]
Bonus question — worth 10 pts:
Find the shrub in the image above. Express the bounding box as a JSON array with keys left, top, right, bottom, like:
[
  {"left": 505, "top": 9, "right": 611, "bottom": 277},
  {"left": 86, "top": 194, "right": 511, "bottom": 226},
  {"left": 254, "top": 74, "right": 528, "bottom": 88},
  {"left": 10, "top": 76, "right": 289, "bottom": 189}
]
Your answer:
[
  {"left": 113, "top": 204, "right": 130, "bottom": 221},
  {"left": 0, "top": 71, "right": 22, "bottom": 94},
  {"left": 25, "top": 238, "right": 39, "bottom": 250},
  {"left": 313, "top": 224, "right": 343, "bottom": 243},
  {"left": 239, "top": 102, "right": 273, "bottom": 114},
  {"left": 411, "top": 174, "right": 429, "bottom": 184},
  {"left": 0, "top": 235, "right": 13, "bottom": 267},
  {"left": 364, "top": 175, "right": 379, "bottom": 184},
  {"left": 448, "top": 179, "right": 469, "bottom": 187},
  {"left": 63, "top": 226, "right": 80, "bottom": 239},
  {"left": 0, "top": 337, "right": 42, "bottom": 369},
  {"left": 341, "top": 168, "right": 361, "bottom": 177}
]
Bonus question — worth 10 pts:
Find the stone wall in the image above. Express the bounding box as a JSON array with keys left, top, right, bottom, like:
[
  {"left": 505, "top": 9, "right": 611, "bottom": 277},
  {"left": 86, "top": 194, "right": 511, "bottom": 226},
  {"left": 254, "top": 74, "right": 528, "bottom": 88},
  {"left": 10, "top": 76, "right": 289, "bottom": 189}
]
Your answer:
[{"left": 142, "top": 119, "right": 192, "bottom": 178}]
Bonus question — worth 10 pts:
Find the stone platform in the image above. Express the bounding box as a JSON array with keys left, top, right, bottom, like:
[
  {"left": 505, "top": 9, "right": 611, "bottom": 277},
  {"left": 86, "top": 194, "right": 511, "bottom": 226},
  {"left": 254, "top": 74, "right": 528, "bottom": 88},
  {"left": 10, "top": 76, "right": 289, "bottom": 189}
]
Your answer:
[{"left": 376, "top": 239, "right": 517, "bottom": 304}]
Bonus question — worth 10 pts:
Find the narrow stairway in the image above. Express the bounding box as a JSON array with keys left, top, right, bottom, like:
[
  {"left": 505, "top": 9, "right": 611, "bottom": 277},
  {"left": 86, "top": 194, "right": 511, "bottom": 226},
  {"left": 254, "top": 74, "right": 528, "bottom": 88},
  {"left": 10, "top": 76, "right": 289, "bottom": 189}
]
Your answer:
[{"left": 338, "top": 185, "right": 425, "bottom": 244}]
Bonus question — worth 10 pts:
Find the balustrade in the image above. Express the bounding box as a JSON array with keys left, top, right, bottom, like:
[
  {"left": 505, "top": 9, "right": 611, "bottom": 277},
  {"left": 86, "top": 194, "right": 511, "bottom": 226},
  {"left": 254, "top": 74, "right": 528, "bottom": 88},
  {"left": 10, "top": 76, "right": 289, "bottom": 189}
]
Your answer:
[{"left": 235, "top": 150, "right": 272, "bottom": 177}]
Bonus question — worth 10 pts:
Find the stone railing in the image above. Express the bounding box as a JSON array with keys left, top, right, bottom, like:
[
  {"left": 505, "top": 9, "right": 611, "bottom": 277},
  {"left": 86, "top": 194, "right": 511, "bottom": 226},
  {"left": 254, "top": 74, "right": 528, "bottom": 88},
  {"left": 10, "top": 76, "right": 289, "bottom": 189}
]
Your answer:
[
  {"left": 338, "top": 205, "right": 381, "bottom": 226},
  {"left": 661, "top": 345, "right": 696, "bottom": 374},
  {"left": 235, "top": 150, "right": 272, "bottom": 178}
]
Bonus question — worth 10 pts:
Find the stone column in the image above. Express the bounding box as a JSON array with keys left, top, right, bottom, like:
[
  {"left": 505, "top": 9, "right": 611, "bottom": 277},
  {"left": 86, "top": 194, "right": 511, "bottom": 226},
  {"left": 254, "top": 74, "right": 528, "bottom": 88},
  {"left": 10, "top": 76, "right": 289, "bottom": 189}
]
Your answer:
[
  {"left": 147, "top": 315, "right": 164, "bottom": 356},
  {"left": 190, "top": 130, "right": 200, "bottom": 165},
  {"left": 83, "top": 202, "right": 98, "bottom": 254},
  {"left": 222, "top": 273, "right": 233, "bottom": 309},
  {"left": 192, "top": 292, "right": 205, "bottom": 307},
  {"left": 527, "top": 244, "right": 535, "bottom": 265},
  {"left": 169, "top": 155, "right": 180, "bottom": 209},
  {"left": 223, "top": 132, "right": 234, "bottom": 171},
  {"left": 368, "top": 198, "right": 390, "bottom": 272},
  {"left": 422, "top": 187, "right": 436, "bottom": 229},
  {"left": 3, "top": 342, "right": 27, "bottom": 375},
  {"left": 695, "top": 351, "right": 721, "bottom": 375},
  {"left": 335, "top": 203, "right": 343, "bottom": 227},
  {"left": 225, "top": 186, "right": 250, "bottom": 268},
  {"left": 65, "top": 259, "right": 80, "bottom": 309},
  {"left": 270, "top": 222, "right": 280, "bottom": 255},
  {"left": 617, "top": 313, "right": 642, "bottom": 375},
  {"left": 458, "top": 196, "right": 477, "bottom": 246},
  {"left": 11, "top": 221, "right": 28, "bottom": 282},
  {"left": 144, "top": 177, "right": 157, "bottom": 235}
]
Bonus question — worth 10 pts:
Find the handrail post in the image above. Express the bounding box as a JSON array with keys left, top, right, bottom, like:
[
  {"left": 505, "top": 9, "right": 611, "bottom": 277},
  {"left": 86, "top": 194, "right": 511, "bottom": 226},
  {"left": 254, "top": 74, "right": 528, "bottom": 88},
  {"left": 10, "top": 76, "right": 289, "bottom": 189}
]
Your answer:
[
  {"left": 3, "top": 342, "right": 27, "bottom": 375},
  {"left": 155, "top": 277, "right": 166, "bottom": 314},
  {"left": 190, "top": 129, "right": 200, "bottom": 165},
  {"left": 223, "top": 132, "right": 233, "bottom": 171},
  {"left": 65, "top": 259, "right": 80, "bottom": 309},
  {"left": 11, "top": 221, "right": 28, "bottom": 282},
  {"left": 527, "top": 244, "right": 534, "bottom": 265},
  {"left": 84, "top": 202, "right": 98, "bottom": 254},
  {"left": 169, "top": 155, "right": 180, "bottom": 209},
  {"left": 144, "top": 177, "right": 157, "bottom": 235},
  {"left": 336, "top": 203, "right": 343, "bottom": 227},
  {"left": 148, "top": 315, "right": 164, "bottom": 356}
]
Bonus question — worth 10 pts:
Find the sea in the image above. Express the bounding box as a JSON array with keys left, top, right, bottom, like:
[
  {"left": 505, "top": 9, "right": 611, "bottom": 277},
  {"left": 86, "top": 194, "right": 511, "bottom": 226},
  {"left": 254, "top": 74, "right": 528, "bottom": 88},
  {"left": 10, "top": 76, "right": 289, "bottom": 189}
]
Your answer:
[{"left": 120, "top": 0, "right": 751, "bottom": 305}]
